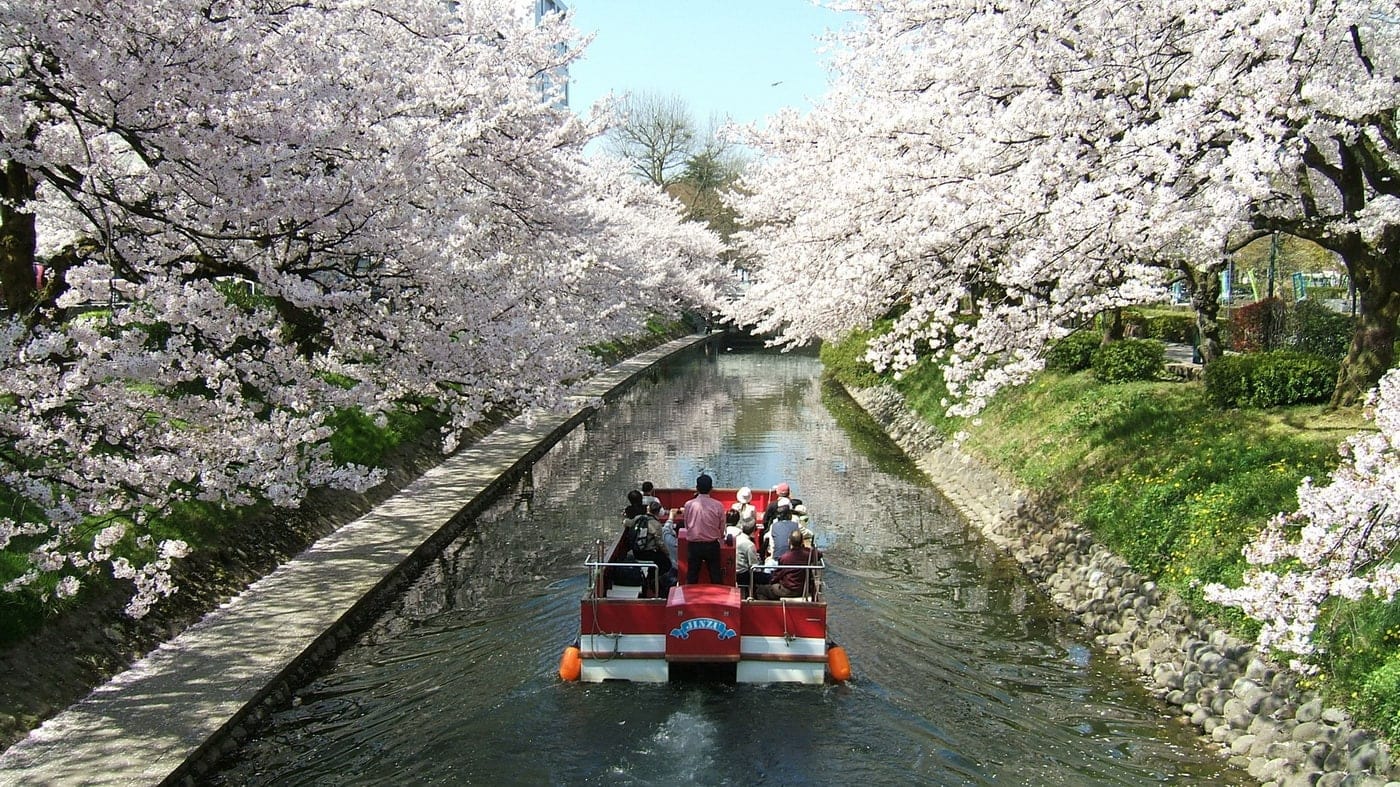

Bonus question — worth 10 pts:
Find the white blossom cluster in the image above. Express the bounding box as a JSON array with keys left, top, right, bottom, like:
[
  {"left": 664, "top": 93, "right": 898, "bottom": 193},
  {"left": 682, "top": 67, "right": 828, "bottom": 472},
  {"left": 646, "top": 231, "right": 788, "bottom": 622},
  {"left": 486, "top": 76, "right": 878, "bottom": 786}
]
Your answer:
[
  {"left": 1205, "top": 369, "right": 1400, "bottom": 670},
  {"left": 727, "top": 0, "right": 1397, "bottom": 662},
  {"left": 0, "top": 1, "right": 725, "bottom": 616}
]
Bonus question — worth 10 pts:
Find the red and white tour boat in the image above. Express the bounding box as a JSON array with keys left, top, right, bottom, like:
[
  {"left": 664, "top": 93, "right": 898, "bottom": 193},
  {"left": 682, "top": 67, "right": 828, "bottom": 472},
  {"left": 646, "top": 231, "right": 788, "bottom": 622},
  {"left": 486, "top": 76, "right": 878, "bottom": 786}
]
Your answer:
[{"left": 558, "top": 486, "right": 850, "bottom": 685}]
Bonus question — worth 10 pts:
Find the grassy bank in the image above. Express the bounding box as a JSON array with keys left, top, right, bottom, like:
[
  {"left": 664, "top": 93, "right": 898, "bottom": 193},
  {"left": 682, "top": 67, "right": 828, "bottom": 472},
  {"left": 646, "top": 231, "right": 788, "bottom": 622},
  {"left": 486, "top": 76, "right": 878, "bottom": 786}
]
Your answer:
[{"left": 821, "top": 330, "right": 1400, "bottom": 741}]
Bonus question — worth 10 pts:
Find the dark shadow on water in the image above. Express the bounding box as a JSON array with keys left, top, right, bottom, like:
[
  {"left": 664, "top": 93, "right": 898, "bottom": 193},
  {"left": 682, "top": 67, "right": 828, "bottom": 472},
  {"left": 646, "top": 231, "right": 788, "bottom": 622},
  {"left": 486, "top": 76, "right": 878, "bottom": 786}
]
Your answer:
[{"left": 819, "top": 376, "right": 930, "bottom": 483}]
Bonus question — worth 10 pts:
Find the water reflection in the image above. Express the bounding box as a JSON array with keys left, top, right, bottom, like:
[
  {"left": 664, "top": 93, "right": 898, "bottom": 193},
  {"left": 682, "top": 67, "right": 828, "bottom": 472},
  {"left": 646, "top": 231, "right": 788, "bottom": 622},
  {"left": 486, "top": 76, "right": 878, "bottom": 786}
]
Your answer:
[{"left": 211, "top": 348, "right": 1242, "bottom": 786}]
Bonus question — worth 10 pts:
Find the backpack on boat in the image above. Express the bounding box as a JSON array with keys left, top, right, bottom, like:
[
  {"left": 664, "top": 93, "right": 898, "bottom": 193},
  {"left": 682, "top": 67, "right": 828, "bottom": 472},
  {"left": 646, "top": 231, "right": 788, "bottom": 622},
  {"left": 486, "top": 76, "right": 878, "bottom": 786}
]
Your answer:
[{"left": 631, "top": 514, "right": 663, "bottom": 554}]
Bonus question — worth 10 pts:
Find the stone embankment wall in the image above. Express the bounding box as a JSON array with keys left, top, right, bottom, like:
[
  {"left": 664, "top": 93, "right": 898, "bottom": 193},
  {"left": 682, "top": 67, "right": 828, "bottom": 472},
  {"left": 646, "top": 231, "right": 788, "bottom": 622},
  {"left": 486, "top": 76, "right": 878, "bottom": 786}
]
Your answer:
[{"left": 845, "top": 384, "right": 1399, "bottom": 787}]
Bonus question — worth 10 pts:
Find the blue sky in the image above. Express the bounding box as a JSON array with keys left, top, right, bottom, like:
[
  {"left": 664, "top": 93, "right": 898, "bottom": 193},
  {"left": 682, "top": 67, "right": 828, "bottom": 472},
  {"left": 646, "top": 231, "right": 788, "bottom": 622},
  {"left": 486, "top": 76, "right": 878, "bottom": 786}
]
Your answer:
[{"left": 564, "top": 1, "right": 852, "bottom": 131}]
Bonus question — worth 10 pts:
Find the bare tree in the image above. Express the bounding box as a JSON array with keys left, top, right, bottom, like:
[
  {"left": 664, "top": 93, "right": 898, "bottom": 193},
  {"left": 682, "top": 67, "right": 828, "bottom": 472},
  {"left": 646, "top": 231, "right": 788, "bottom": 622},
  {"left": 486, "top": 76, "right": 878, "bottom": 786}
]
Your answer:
[{"left": 604, "top": 91, "right": 697, "bottom": 188}]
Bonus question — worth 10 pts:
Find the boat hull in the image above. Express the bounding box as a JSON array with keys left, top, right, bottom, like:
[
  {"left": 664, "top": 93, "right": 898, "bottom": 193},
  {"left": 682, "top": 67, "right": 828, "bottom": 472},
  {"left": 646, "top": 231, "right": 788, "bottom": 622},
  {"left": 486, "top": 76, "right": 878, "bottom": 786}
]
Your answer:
[{"left": 578, "top": 589, "right": 829, "bottom": 684}]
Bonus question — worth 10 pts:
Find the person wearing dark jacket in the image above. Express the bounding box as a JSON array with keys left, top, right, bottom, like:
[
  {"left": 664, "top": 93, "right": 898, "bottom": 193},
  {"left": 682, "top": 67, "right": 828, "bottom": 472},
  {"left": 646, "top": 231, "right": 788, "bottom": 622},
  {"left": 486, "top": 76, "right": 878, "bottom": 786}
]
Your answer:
[
  {"left": 622, "top": 489, "right": 646, "bottom": 519},
  {"left": 757, "top": 531, "right": 817, "bottom": 600}
]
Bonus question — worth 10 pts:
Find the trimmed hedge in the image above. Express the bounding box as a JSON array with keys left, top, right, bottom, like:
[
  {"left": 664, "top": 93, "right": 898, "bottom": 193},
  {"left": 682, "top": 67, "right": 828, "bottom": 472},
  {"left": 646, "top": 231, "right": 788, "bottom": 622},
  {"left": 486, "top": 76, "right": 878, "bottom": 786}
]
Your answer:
[
  {"left": 1091, "top": 339, "right": 1165, "bottom": 383},
  {"left": 1147, "top": 313, "right": 1196, "bottom": 343},
  {"left": 1204, "top": 350, "right": 1339, "bottom": 408},
  {"left": 1307, "top": 286, "right": 1350, "bottom": 302},
  {"left": 1288, "top": 299, "right": 1354, "bottom": 361},
  {"left": 1045, "top": 331, "right": 1101, "bottom": 372},
  {"left": 1230, "top": 297, "right": 1289, "bottom": 352}
]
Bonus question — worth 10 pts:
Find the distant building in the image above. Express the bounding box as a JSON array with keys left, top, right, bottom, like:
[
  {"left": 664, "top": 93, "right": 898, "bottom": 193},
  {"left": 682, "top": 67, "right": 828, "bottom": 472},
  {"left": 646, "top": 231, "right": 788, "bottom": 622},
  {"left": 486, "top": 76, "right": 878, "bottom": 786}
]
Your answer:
[
  {"left": 535, "top": 0, "right": 570, "bottom": 107},
  {"left": 438, "top": 1, "right": 569, "bottom": 107}
]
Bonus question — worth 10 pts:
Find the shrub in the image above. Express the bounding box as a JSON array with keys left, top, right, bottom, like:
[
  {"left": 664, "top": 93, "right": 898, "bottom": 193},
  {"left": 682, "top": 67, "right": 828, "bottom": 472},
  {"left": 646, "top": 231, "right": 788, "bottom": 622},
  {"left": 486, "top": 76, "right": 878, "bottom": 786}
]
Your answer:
[
  {"left": 1249, "top": 352, "right": 1338, "bottom": 407},
  {"left": 1204, "top": 351, "right": 1338, "bottom": 408},
  {"left": 1359, "top": 656, "right": 1400, "bottom": 741},
  {"left": 1204, "top": 354, "right": 1254, "bottom": 408},
  {"left": 1230, "top": 297, "right": 1288, "bottom": 352},
  {"left": 1091, "top": 339, "right": 1164, "bottom": 383},
  {"left": 1287, "top": 299, "right": 1353, "bottom": 361},
  {"left": 1045, "top": 331, "right": 1101, "bottom": 372},
  {"left": 1145, "top": 313, "right": 1196, "bottom": 343},
  {"left": 1306, "top": 285, "right": 1349, "bottom": 302}
]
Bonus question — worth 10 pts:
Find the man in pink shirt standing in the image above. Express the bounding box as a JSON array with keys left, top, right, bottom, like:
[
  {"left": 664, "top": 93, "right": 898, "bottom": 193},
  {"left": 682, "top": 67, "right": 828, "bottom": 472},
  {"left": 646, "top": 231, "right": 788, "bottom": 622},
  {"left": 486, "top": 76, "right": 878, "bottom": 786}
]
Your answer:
[{"left": 682, "top": 473, "right": 726, "bottom": 584}]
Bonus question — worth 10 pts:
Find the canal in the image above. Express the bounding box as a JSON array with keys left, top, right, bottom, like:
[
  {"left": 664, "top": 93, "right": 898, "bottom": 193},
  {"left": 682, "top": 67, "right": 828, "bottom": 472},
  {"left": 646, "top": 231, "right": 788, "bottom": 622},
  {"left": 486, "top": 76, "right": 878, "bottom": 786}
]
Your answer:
[{"left": 209, "top": 347, "right": 1244, "bottom": 785}]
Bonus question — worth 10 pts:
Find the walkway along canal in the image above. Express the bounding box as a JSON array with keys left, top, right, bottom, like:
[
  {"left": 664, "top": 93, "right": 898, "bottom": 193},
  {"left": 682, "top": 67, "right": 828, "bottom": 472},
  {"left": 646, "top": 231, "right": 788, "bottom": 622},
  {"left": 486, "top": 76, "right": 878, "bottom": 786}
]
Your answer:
[{"left": 207, "top": 347, "right": 1243, "bottom": 785}]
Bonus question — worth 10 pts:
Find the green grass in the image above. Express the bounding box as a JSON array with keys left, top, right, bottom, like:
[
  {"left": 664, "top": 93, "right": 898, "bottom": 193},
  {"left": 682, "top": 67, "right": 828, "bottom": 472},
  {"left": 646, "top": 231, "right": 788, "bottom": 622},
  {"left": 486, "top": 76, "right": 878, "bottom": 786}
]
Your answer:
[
  {"left": 964, "top": 372, "right": 1393, "bottom": 704},
  {"left": 586, "top": 316, "right": 687, "bottom": 362},
  {"left": 817, "top": 323, "right": 886, "bottom": 389},
  {"left": 327, "top": 403, "right": 442, "bottom": 468}
]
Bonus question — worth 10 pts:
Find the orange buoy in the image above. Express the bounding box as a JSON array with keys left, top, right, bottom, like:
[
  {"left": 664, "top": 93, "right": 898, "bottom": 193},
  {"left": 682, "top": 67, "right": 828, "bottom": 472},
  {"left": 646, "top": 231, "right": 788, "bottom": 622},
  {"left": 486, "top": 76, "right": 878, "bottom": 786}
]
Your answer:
[
  {"left": 559, "top": 644, "right": 582, "bottom": 681},
  {"left": 827, "top": 643, "right": 852, "bottom": 682}
]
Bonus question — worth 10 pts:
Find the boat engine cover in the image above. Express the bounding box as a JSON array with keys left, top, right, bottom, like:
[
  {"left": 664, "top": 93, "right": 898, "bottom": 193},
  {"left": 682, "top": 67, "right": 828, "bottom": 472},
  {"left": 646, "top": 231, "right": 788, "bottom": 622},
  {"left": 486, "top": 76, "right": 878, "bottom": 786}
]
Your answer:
[{"left": 664, "top": 584, "right": 742, "bottom": 663}]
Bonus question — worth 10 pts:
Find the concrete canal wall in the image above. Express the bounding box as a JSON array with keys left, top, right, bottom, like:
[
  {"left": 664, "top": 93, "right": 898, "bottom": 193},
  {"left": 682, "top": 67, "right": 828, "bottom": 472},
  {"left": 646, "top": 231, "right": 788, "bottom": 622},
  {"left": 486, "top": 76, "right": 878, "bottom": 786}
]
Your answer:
[
  {"left": 0, "top": 333, "right": 719, "bottom": 787},
  {"left": 844, "top": 383, "right": 1400, "bottom": 787}
]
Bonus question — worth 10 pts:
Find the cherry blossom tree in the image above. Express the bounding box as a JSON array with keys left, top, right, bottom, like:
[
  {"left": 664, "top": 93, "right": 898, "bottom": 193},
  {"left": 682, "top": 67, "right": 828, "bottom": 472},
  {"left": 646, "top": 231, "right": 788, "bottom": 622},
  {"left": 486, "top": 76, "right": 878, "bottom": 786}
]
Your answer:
[
  {"left": 729, "top": 0, "right": 1226, "bottom": 414},
  {"left": 729, "top": 0, "right": 1397, "bottom": 413},
  {"left": 0, "top": 0, "right": 724, "bottom": 616},
  {"left": 727, "top": 0, "right": 1398, "bottom": 664}
]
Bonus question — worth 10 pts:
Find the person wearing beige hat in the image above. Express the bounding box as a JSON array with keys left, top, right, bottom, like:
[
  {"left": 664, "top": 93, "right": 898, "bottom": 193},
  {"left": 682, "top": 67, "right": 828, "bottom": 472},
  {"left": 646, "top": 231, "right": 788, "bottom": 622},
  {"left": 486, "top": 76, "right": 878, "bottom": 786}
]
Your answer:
[{"left": 729, "top": 486, "right": 758, "bottom": 534}]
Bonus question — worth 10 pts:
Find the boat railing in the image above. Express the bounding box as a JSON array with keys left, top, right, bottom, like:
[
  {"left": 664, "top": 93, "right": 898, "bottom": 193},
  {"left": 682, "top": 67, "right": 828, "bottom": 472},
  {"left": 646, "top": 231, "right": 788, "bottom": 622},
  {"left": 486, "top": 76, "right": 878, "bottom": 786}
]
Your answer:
[
  {"left": 583, "top": 530, "right": 828, "bottom": 602},
  {"left": 586, "top": 557, "right": 663, "bottom": 599}
]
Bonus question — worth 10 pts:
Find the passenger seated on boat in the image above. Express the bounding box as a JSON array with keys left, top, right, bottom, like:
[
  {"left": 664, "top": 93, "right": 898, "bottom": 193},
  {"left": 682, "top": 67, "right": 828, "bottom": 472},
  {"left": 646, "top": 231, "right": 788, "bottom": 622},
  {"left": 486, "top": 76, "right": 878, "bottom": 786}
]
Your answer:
[
  {"left": 646, "top": 498, "right": 674, "bottom": 585},
  {"left": 734, "top": 521, "right": 767, "bottom": 596},
  {"left": 631, "top": 502, "right": 673, "bottom": 594},
  {"left": 801, "top": 526, "right": 823, "bottom": 568},
  {"left": 661, "top": 506, "right": 680, "bottom": 564},
  {"left": 755, "top": 530, "right": 817, "bottom": 600},
  {"left": 622, "top": 489, "right": 646, "bottom": 519},
  {"left": 762, "top": 482, "right": 802, "bottom": 528},
  {"left": 725, "top": 506, "right": 741, "bottom": 540},
  {"left": 765, "top": 498, "right": 800, "bottom": 563},
  {"left": 640, "top": 480, "right": 659, "bottom": 510},
  {"left": 731, "top": 487, "right": 758, "bottom": 530}
]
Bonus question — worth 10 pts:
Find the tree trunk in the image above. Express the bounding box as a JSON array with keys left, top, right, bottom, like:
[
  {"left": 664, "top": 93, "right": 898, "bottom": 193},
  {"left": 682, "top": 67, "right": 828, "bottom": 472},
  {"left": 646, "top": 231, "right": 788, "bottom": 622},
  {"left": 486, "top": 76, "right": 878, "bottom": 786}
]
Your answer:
[
  {"left": 1102, "top": 308, "right": 1123, "bottom": 343},
  {"left": 1330, "top": 248, "right": 1400, "bottom": 407},
  {"left": 0, "top": 160, "right": 39, "bottom": 318},
  {"left": 1181, "top": 261, "right": 1226, "bottom": 363}
]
